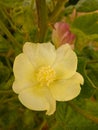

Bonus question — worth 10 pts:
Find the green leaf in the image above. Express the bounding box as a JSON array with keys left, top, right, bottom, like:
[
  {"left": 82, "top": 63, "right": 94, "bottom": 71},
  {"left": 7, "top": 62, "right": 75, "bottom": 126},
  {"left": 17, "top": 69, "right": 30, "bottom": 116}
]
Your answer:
[
  {"left": 55, "top": 102, "right": 68, "bottom": 122},
  {"left": 86, "top": 63, "right": 98, "bottom": 89},
  {"left": 23, "top": 110, "right": 35, "bottom": 126},
  {"left": 81, "top": 47, "right": 98, "bottom": 88},
  {"left": 66, "top": 100, "right": 98, "bottom": 130},
  {"left": 72, "top": 13, "right": 98, "bottom": 35},
  {"left": 0, "top": 61, "right": 10, "bottom": 83},
  {"left": 12, "top": 6, "right": 36, "bottom": 42},
  {"left": 52, "top": 99, "right": 98, "bottom": 130},
  {"left": 72, "top": 28, "right": 90, "bottom": 51},
  {"left": 0, "top": 0, "right": 24, "bottom": 7},
  {"left": 64, "top": 5, "right": 74, "bottom": 15},
  {"left": 80, "top": 46, "right": 98, "bottom": 60},
  {"left": 75, "top": 0, "right": 98, "bottom": 12},
  {"left": 77, "top": 57, "right": 96, "bottom": 98},
  {"left": 0, "top": 35, "right": 10, "bottom": 53},
  {"left": 72, "top": 13, "right": 98, "bottom": 50},
  {"left": 51, "top": 102, "right": 71, "bottom": 130},
  {"left": 50, "top": 122, "right": 65, "bottom": 130}
]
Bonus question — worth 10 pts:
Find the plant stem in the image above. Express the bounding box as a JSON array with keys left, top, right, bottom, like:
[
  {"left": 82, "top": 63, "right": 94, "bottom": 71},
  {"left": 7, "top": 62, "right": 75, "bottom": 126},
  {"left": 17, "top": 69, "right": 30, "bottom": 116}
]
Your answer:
[
  {"left": 87, "top": 60, "right": 98, "bottom": 64},
  {"left": 0, "top": 20, "right": 21, "bottom": 49},
  {"left": 0, "top": 96, "right": 18, "bottom": 104},
  {"left": 0, "top": 90, "right": 13, "bottom": 94},
  {"left": 49, "top": 0, "right": 67, "bottom": 23},
  {"left": 35, "top": 0, "right": 48, "bottom": 42},
  {"left": 0, "top": 8, "right": 16, "bottom": 31},
  {"left": 68, "top": 101, "right": 98, "bottom": 124},
  {"left": 5, "top": 57, "right": 12, "bottom": 71},
  {"left": 85, "top": 74, "right": 97, "bottom": 89}
]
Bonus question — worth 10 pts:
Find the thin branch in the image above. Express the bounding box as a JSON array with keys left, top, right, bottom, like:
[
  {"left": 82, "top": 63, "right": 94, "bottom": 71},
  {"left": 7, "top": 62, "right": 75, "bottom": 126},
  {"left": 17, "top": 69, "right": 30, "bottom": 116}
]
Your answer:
[
  {"left": 0, "top": 96, "right": 18, "bottom": 104},
  {"left": 35, "top": 0, "right": 48, "bottom": 42},
  {"left": 68, "top": 101, "right": 98, "bottom": 124},
  {"left": 0, "top": 20, "right": 21, "bottom": 49},
  {"left": 87, "top": 60, "right": 98, "bottom": 64},
  {"left": 0, "top": 90, "right": 13, "bottom": 94},
  {"left": 49, "top": 0, "right": 68, "bottom": 23},
  {"left": 0, "top": 8, "right": 16, "bottom": 31}
]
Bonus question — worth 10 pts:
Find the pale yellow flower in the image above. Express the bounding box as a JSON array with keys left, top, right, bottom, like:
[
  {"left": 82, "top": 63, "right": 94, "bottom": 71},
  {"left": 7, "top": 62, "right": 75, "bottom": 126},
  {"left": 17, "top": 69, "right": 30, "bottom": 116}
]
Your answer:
[{"left": 12, "top": 42, "right": 84, "bottom": 115}]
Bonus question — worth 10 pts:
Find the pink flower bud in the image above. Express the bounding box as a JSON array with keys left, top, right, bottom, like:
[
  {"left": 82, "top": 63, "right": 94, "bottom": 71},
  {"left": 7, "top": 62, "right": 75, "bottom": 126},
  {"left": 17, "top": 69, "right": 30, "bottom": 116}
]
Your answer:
[{"left": 52, "top": 22, "right": 76, "bottom": 49}]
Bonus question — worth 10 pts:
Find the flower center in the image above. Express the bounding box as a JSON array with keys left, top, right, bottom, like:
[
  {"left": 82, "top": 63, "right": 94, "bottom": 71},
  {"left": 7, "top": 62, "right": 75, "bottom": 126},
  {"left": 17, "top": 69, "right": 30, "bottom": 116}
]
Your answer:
[{"left": 37, "top": 66, "right": 56, "bottom": 86}]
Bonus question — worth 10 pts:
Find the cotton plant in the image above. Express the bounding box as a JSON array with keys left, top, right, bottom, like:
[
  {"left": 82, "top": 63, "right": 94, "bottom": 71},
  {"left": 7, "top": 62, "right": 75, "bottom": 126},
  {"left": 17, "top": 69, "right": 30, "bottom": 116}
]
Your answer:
[
  {"left": 1, "top": 0, "right": 98, "bottom": 129},
  {"left": 12, "top": 19, "right": 82, "bottom": 115}
]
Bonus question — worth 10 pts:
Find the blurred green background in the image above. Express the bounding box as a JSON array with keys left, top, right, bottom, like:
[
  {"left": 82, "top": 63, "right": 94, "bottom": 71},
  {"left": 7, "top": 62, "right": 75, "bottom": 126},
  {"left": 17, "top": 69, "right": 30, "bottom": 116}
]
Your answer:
[{"left": 0, "top": 0, "right": 98, "bottom": 129}]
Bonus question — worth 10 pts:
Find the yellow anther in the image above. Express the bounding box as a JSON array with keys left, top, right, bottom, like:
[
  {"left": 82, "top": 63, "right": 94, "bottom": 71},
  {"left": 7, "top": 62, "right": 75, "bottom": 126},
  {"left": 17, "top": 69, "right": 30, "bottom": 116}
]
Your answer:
[{"left": 37, "top": 66, "right": 56, "bottom": 86}]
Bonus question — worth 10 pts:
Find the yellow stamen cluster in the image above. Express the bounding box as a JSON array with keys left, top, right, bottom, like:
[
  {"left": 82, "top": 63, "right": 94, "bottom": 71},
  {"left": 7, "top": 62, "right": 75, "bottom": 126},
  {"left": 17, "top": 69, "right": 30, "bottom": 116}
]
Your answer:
[{"left": 37, "top": 66, "right": 56, "bottom": 86}]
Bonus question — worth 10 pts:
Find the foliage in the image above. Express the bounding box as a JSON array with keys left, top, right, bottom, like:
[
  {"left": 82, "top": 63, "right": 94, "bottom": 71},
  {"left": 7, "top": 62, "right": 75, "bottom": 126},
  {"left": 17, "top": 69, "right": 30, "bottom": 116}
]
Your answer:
[{"left": 0, "top": 0, "right": 98, "bottom": 129}]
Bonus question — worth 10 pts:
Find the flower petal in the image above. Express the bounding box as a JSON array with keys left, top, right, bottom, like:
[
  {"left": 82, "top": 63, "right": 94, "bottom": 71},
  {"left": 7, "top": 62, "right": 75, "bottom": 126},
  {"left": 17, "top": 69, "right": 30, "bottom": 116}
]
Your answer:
[
  {"left": 13, "top": 80, "right": 34, "bottom": 94},
  {"left": 18, "top": 87, "right": 56, "bottom": 115},
  {"left": 53, "top": 44, "right": 77, "bottom": 79},
  {"left": 23, "top": 42, "right": 56, "bottom": 68},
  {"left": 49, "top": 72, "right": 84, "bottom": 101},
  {"left": 13, "top": 53, "right": 36, "bottom": 93}
]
